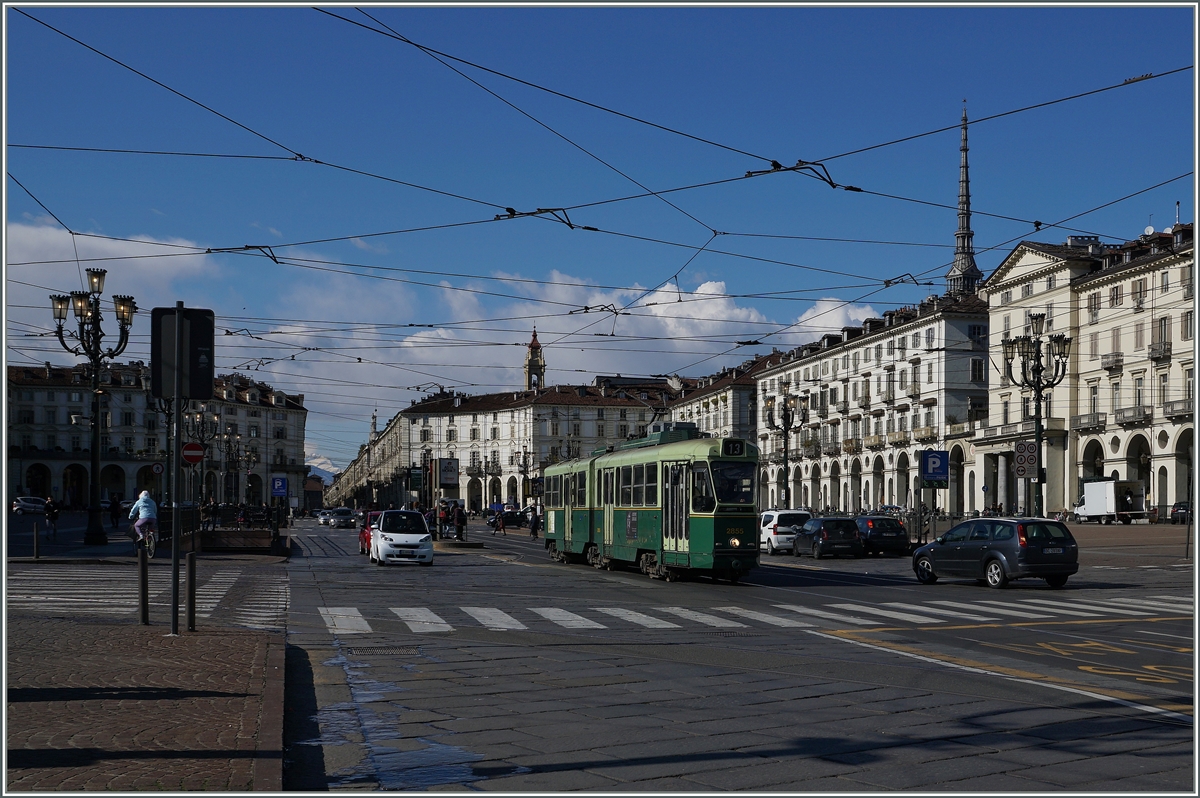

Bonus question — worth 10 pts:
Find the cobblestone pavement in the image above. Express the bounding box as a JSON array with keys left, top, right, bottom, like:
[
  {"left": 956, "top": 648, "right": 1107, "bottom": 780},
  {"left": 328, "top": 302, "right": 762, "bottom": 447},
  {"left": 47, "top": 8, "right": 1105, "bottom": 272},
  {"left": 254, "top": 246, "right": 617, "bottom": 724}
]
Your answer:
[{"left": 5, "top": 613, "right": 284, "bottom": 791}]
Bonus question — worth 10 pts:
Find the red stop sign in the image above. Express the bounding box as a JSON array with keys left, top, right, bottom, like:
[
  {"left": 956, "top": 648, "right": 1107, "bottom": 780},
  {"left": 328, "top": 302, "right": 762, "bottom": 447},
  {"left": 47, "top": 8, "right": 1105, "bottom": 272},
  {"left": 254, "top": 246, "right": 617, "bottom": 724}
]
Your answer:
[{"left": 181, "top": 442, "right": 205, "bottom": 465}]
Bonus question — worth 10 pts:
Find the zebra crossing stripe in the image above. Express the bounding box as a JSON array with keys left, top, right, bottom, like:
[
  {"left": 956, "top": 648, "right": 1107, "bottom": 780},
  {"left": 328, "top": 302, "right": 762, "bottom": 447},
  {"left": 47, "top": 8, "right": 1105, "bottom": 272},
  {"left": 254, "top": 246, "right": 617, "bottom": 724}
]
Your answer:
[
  {"left": 773, "top": 604, "right": 877, "bottom": 625},
  {"left": 657, "top": 607, "right": 748, "bottom": 628},
  {"left": 391, "top": 607, "right": 453, "bottom": 633},
  {"left": 1020, "top": 598, "right": 1152, "bottom": 616},
  {"left": 1009, "top": 601, "right": 1102, "bottom": 618},
  {"left": 461, "top": 607, "right": 526, "bottom": 630},
  {"left": 927, "top": 600, "right": 1051, "bottom": 619},
  {"left": 595, "top": 607, "right": 680, "bottom": 628},
  {"left": 529, "top": 608, "right": 607, "bottom": 629},
  {"left": 1108, "top": 597, "right": 1194, "bottom": 614},
  {"left": 712, "top": 606, "right": 813, "bottom": 627},
  {"left": 827, "top": 603, "right": 945, "bottom": 624},
  {"left": 319, "top": 607, "right": 372, "bottom": 634},
  {"left": 1145, "top": 596, "right": 1196, "bottom": 610},
  {"left": 881, "top": 603, "right": 1000, "bottom": 622},
  {"left": 194, "top": 570, "right": 241, "bottom": 618}
]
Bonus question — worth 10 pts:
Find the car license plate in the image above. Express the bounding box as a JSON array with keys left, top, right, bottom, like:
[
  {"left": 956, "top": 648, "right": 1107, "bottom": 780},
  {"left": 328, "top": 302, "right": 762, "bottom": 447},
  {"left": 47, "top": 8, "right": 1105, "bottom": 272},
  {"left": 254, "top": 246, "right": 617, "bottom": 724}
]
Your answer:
[
  {"left": 882, "top": 532, "right": 899, "bottom": 536},
  {"left": 834, "top": 544, "right": 849, "bottom": 549},
  {"left": 1043, "top": 547, "right": 1063, "bottom": 554}
]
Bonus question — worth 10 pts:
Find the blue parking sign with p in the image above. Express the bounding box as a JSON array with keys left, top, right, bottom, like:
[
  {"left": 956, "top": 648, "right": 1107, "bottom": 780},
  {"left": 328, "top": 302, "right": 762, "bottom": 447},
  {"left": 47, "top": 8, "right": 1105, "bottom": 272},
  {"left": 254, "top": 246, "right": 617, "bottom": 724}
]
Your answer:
[
  {"left": 920, "top": 450, "right": 949, "bottom": 485},
  {"left": 271, "top": 477, "right": 288, "bottom": 497}
]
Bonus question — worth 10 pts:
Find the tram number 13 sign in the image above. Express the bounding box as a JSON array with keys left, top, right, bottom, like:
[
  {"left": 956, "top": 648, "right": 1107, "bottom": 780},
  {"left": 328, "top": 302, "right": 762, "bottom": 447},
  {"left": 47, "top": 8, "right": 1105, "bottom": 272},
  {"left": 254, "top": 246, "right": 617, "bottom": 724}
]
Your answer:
[{"left": 1014, "top": 440, "right": 1038, "bottom": 481}]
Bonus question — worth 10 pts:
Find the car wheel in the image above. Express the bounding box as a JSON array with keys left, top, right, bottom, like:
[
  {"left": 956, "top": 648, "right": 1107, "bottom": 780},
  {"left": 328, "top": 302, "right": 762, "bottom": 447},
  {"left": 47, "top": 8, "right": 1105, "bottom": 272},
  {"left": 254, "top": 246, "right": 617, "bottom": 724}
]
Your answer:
[
  {"left": 14, "top": 509, "right": 22, "bottom": 515},
  {"left": 812, "top": 544, "right": 822, "bottom": 560},
  {"left": 1045, "top": 574, "right": 1069, "bottom": 588},
  {"left": 766, "top": 539, "right": 776, "bottom": 556},
  {"left": 375, "top": 550, "right": 385, "bottom": 566},
  {"left": 420, "top": 560, "right": 433, "bottom": 567},
  {"left": 985, "top": 559, "right": 1008, "bottom": 589},
  {"left": 914, "top": 556, "right": 938, "bottom": 584},
  {"left": 792, "top": 543, "right": 800, "bottom": 557}
]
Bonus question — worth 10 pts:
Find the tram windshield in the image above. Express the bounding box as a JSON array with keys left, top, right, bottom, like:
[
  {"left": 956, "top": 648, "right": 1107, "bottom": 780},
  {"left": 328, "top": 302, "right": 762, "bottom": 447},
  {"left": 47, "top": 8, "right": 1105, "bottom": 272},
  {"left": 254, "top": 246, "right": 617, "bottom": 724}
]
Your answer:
[{"left": 711, "top": 461, "right": 756, "bottom": 504}]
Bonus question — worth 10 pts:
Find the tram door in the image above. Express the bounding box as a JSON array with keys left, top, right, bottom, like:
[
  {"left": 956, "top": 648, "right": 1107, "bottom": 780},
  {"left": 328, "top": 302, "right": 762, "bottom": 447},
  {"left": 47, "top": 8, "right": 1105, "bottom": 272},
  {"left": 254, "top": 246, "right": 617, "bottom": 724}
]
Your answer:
[
  {"left": 662, "top": 461, "right": 690, "bottom": 566},
  {"left": 563, "top": 473, "right": 574, "bottom": 550},
  {"left": 602, "top": 469, "right": 615, "bottom": 550}
]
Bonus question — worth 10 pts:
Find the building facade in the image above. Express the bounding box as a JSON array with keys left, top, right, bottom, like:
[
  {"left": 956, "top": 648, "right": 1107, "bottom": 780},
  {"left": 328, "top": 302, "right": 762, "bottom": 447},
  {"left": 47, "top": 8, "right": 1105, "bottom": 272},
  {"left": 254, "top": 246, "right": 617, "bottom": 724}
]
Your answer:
[
  {"left": 6, "top": 362, "right": 309, "bottom": 510},
  {"left": 667, "top": 356, "right": 772, "bottom": 441},
  {"left": 968, "top": 223, "right": 1194, "bottom": 517}
]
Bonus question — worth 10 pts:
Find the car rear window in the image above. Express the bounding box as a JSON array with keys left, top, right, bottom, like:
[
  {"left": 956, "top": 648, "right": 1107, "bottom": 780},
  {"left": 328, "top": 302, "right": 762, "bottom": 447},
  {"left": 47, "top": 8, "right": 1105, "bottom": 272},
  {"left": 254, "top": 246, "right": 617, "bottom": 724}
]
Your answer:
[
  {"left": 1025, "top": 522, "right": 1072, "bottom": 542},
  {"left": 777, "top": 513, "right": 810, "bottom": 527},
  {"left": 865, "top": 518, "right": 902, "bottom": 532},
  {"left": 382, "top": 513, "right": 427, "bottom": 534},
  {"left": 824, "top": 519, "right": 858, "bottom": 535}
]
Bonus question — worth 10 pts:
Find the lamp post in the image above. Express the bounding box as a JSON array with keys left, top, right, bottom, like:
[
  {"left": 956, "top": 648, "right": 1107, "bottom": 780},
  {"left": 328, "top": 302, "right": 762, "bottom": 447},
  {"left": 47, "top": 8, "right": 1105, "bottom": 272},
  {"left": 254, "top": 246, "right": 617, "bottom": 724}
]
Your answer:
[
  {"left": 219, "top": 432, "right": 245, "bottom": 504},
  {"left": 1001, "top": 312, "right": 1072, "bottom": 518},
  {"left": 764, "top": 390, "right": 806, "bottom": 509},
  {"left": 140, "top": 373, "right": 174, "bottom": 504},
  {"left": 182, "top": 404, "right": 220, "bottom": 502},
  {"left": 518, "top": 447, "right": 530, "bottom": 505},
  {"left": 50, "top": 270, "right": 137, "bottom": 544}
]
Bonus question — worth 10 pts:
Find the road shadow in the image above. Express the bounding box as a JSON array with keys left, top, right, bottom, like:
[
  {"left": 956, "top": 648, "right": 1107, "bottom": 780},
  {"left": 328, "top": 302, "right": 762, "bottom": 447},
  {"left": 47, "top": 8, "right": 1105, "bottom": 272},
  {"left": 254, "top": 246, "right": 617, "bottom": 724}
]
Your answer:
[{"left": 282, "top": 644, "right": 328, "bottom": 791}]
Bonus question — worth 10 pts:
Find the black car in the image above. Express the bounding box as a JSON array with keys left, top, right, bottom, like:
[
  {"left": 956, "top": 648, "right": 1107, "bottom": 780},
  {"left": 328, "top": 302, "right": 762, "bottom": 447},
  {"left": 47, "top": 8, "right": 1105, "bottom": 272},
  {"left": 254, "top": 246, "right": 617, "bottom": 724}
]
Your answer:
[
  {"left": 1170, "top": 502, "right": 1190, "bottom": 525},
  {"left": 792, "top": 517, "right": 864, "bottom": 559},
  {"left": 486, "top": 510, "right": 527, "bottom": 529},
  {"left": 912, "top": 518, "right": 1079, "bottom": 589},
  {"left": 854, "top": 515, "right": 909, "bottom": 556}
]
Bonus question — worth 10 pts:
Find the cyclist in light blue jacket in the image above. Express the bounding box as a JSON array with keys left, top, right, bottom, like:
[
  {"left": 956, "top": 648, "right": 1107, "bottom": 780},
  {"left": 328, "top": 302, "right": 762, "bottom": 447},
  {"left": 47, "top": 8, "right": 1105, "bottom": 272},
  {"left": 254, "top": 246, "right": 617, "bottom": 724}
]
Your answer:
[{"left": 128, "top": 490, "right": 158, "bottom": 542}]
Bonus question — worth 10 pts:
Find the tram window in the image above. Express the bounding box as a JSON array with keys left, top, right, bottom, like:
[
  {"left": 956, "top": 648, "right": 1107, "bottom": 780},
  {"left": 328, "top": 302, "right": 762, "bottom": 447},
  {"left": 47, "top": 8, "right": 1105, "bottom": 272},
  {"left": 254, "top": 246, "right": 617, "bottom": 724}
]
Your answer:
[
  {"left": 546, "top": 475, "right": 560, "bottom": 508},
  {"left": 575, "top": 472, "right": 587, "bottom": 507},
  {"left": 691, "top": 463, "right": 716, "bottom": 513},
  {"left": 711, "top": 461, "right": 756, "bottom": 504},
  {"left": 645, "top": 463, "right": 658, "bottom": 505},
  {"left": 633, "top": 464, "right": 645, "bottom": 505},
  {"left": 619, "top": 465, "right": 633, "bottom": 505},
  {"left": 603, "top": 470, "right": 614, "bottom": 505}
]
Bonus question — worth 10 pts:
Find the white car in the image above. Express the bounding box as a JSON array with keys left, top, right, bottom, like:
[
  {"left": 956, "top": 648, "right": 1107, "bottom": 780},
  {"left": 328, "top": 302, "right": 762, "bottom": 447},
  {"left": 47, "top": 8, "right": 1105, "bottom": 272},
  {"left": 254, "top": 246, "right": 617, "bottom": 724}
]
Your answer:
[
  {"left": 317, "top": 510, "right": 333, "bottom": 526},
  {"left": 11, "top": 497, "right": 47, "bottom": 515},
  {"left": 759, "top": 509, "right": 813, "bottom": 555},
  {"left": 370, "top": 510, "right": 434, "bottom": 567}
]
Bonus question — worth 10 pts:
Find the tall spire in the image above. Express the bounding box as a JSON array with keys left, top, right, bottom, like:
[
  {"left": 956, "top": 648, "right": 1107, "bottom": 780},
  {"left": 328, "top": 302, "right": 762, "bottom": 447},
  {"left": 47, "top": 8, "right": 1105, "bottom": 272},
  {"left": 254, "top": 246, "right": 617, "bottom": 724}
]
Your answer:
[{"left": 947, "top": 104, "right": 983, "bottom": 295}]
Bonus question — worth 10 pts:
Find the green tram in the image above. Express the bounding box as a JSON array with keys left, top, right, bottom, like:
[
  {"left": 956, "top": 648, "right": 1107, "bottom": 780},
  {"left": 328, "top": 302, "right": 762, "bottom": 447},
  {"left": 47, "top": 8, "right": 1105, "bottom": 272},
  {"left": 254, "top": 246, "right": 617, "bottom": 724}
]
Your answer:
[{"left": 542, "top": 424, "right": 759, "bottom": 583}]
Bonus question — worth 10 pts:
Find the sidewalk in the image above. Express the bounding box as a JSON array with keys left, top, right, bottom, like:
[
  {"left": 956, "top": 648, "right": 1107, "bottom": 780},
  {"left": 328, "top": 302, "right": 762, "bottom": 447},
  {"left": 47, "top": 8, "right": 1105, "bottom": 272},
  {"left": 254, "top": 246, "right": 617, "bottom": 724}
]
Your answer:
[{"left": 5, "top": 614, "right": 284, "bottom": 791}]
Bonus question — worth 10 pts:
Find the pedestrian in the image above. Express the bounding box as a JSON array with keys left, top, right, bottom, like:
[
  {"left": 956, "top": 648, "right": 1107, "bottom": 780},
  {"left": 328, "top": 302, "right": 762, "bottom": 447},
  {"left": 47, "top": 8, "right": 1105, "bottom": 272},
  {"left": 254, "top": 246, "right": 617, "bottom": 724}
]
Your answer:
[
  {"left": 528, "top": 505, "right": 540, "bottom": 540},
  {"left": 109, "top": 498, "right": 122, "bottom": 530},
  {"left": 127, "top": 490, "right": 158, "bottom": 544},
  {"left": 44, "top": 497, "right": 59, "bottom": 540},
  {"left": 495, "top": 510, "right": 507, "bottom": 537},
  {"left": 453, "top": 502, "right": 467, "bottom": 541},
  {"left": 437, "top": 502, "right": 449, "bottom": 539}
]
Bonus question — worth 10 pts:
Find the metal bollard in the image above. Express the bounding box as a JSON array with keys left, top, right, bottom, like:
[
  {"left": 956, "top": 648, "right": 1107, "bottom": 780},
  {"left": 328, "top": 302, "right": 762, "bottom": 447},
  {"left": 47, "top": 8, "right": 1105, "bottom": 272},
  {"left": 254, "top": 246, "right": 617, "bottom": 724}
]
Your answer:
[
  {"left": 33, "top": 521, "right": 39, "bottom": 560},
  {"left": 138, "top": 548, "right": 149, "bottom": 625},
  {"left": 186, "top": 552, "right": 196, "bottom": 632}
]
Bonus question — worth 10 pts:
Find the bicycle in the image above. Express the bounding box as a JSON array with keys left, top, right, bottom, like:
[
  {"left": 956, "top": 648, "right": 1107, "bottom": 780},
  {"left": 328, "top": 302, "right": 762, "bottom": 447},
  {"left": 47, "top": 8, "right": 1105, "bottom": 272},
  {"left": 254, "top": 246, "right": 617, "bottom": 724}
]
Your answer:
[{"left": 130, "top": 520, "right": 157, "bottom": 559}]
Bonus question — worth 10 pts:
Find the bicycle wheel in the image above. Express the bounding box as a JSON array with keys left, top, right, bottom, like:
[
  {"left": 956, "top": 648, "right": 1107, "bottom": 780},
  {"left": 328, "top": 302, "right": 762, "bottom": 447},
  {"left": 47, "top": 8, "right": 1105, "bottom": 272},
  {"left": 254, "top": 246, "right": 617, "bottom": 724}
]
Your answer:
[{"left": 146, "top": 531, "right": 156, "bottom": 559}]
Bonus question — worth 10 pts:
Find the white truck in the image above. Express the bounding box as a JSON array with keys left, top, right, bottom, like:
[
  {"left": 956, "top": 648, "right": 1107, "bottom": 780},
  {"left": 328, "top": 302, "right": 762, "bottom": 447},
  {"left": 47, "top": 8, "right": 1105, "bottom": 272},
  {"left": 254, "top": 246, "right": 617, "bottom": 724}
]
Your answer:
[{"left": 1073, "top": 479, "right": 1148, "bottom": 524}]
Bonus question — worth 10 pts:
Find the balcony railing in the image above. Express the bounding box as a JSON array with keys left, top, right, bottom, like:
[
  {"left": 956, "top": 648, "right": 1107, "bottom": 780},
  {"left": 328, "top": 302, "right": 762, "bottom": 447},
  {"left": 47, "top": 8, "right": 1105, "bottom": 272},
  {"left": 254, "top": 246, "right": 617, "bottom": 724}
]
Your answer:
[
  {"left": 856, "top": 394, "right": 872, "bottom": 409},
  {"left": 842, "top": 438, "right": 862, "bottom": 454},
  {"left": 947, "top": 422, "right": 974, "bottom": 437},
  {"left": 815, "top": 403, "right": 829, "bottom": 418},
  {"left": 466, "top": 465, "right": 485, "bottom": 478},
  {"left": 864, "top": 434, "right": 886, "bottom": 449},
  {"left": 906, "top": 385, "right": 922, "bottom": 400},
  {"left": 834, "top": 400, "right": 849, "bottom": 414},
  {"left": 821, "top": 441, "right": 841, "bottom": 456},
  {"left": 1101, "top": 352, "right": 1124, "bottom": 371},
  {"left": 1149, "top": 341, "right": 1172, "bottom": 361},
  {"left": 887, "top": 431, "right": 910, "bottom": 446},
  {"left": 799, "top": 441, "right": 820, "bottom": 458},
  {"left": 485, "top": 462, "right": 502, "bottom": 476},
  {"left": 1164, "top": 398, "right": 1193, "bottom": 419},
  {"left": 1114, "top": 406, "right": 1152, "bottom": 425},
  {"left": 1185, "top": 280, "right": 1194, "bottom": 300},
  {"left": 913, "top": 426, "right": 938, "bottom": 441},
  {"left": 881, "top": 388, "right": 896, "bottom": 404},
  {"left": 1070, "top": 412, "right": 1106, "bottom": 431}
]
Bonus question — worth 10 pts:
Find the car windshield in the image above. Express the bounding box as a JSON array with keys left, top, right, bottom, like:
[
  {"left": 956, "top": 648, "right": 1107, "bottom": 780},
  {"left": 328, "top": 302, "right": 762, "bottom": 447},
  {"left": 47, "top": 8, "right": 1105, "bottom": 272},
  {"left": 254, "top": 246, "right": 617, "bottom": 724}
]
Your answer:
[
  {"left": 1024, "top": 522, "right": 1072, "bottom": 542},
  {"left": 711, "top": 461, "right": 756, "bottom": 504},
  {"left": 382, "top": 514, "right": 427, "bottom": 534},
  {"left": 777, "top": 513, "right": 810, "bottom": 528},
  {"left": 332, "top": 509, "right": 352, "bottom": 516}
]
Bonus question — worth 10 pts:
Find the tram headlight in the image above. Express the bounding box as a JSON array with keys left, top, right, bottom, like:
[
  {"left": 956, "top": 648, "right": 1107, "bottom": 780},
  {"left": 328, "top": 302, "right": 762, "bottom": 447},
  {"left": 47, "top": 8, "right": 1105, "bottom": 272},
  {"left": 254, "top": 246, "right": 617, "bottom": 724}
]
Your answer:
[{"left": 729, "top": 537, "right": 741, "bottom": 548}]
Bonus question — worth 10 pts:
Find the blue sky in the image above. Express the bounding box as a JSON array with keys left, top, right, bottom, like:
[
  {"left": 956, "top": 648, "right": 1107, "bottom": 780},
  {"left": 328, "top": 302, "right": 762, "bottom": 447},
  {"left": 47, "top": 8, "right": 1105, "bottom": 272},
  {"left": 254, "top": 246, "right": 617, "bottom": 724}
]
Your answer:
[{"left": 5, "top": 5, "right": 1195, "bottom": 471}]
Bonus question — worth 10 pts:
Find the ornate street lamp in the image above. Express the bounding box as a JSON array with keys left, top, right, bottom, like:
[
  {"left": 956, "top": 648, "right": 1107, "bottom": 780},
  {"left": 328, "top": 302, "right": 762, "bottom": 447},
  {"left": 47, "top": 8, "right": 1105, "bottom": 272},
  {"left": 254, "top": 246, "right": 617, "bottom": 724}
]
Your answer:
[
  {"left": 764, "top": 390, "right": 807, "bottom": 509},
  {"left": 183, "top": 405, "right": 220, "bottom": 502},
  {"left": 1001, "top": 312, "right": 1072, "bottom": 518},
  {"left": 50, "top": 269, "right": 137, "bottom": 544}
]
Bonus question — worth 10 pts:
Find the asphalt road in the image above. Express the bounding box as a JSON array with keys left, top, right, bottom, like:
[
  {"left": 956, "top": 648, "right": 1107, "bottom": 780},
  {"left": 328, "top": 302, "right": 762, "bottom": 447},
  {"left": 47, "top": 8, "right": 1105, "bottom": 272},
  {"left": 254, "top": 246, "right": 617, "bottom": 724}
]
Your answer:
[{"left": 278, "top": 518, "right": 1194, "bottom": 791}]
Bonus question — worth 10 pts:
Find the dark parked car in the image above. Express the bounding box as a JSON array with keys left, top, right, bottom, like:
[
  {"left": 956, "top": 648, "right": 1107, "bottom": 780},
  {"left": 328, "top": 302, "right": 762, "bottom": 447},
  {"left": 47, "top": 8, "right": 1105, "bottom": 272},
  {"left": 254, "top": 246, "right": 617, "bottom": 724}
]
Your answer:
[
  {"left": 1170, "top": 502, "right": 1190, "bottom": 525},
  {"left": 855, "top": 515, "right": 909, "bottom": 556},
  {"left": 486, "top": 510, "right": 527, "bottom": 529},
  {"left": 912, "top": 518, "right": 1079, "bottom": 589},
  {"left": 792, "top": 517, "right": 864, "bottom": 559}
]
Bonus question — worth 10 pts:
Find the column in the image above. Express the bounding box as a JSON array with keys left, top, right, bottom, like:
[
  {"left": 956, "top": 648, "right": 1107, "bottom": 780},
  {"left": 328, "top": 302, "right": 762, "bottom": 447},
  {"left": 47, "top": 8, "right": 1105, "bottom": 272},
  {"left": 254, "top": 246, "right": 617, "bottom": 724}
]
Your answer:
[{"left": 998, "top": 452, "right": 1009, "bottom": 514}]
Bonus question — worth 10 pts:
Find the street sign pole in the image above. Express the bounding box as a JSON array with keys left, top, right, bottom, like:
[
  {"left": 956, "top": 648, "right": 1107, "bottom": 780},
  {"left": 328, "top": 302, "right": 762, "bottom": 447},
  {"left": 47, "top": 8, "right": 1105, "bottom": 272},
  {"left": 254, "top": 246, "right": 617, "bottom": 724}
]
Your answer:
[{"left": 170, "top": 301, "right": 183, "bottom": 636}]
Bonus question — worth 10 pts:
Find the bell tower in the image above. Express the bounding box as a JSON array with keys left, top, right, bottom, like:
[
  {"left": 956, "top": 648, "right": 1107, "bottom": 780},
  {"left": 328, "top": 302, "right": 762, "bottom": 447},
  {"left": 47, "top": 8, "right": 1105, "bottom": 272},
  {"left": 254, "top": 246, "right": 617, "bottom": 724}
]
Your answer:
[
  {"left": 524, "top": 328, "right": 546, "bottom": 391},
  {"left": 946, "top": 105, "right": 984, "bottom": 295}
]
